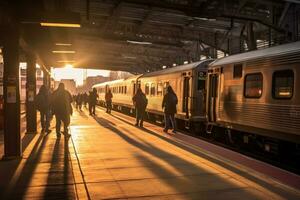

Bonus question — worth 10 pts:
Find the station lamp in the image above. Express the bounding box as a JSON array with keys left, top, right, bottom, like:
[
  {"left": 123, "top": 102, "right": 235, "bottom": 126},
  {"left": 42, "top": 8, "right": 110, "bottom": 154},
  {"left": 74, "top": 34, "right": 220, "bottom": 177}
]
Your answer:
[
  {"left": 40, "top": 22, "right": 81, "bottom": 28},
  {"left": 55, "top": 43, "right": 72, "bottom": 46},
  {"left": 52, "top": 50, "right": 76, "bottom": 54}
]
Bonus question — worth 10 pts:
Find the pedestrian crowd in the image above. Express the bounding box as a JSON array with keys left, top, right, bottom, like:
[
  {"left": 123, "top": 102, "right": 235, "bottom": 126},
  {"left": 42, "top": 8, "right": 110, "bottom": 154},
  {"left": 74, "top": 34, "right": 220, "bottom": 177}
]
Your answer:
[
  {"left": 35, "top": 82, "right": 178, "bottom": 139},
  {"left": 35, "top": 83, "right": 100, "bottom": 138},
  {"left": 132, "top": 85, "right": 177, "bottom": 133}
]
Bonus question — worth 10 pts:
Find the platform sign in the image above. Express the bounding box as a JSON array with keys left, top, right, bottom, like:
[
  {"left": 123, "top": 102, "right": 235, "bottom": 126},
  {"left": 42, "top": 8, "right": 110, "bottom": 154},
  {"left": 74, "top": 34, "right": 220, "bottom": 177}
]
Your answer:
[
  {"left": 28, "top": 90, "right": 34, "bottom": 102},
  {"left": 7, "top": 86, "right": 16, "bottom": 103}
]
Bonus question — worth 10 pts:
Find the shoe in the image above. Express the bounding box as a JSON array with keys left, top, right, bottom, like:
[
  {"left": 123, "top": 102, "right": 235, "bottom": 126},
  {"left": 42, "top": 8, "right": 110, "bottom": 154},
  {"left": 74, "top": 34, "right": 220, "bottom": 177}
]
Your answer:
[
  {"left": 63, "top": 132, "right": 71, "bottom": 137},
  {"left": 163, "top": 129, "right": 168, "bottom": 133}
]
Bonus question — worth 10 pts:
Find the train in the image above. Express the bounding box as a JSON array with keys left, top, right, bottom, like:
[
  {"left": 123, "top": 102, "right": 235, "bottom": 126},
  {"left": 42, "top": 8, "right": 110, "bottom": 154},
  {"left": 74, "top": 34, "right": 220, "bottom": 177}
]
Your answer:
[
  {"left": 93, "top": 41, "right": 300, "bottom": 156},
  {"left": 93, "top": 60, "right": 213, "bottom": 128}
]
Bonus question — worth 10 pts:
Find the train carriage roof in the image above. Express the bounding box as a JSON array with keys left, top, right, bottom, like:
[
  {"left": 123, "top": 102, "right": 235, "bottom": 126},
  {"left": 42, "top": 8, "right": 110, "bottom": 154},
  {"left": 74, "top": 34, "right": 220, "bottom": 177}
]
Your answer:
[
  {"left": 141, "top": 59, "right": 213, "bottom": 78},
  {"left": 92, "top": 74, "right": 142, "bottom": 88},
  {"left": 210, "top": 41, "right": 300, "bottom": 67}
]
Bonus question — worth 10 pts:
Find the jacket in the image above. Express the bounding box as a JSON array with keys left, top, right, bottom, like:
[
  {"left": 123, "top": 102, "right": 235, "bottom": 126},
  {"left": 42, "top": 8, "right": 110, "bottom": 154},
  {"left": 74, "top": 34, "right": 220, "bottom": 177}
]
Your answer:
[{"left": 162, "top": 92, "right": 178, "bottom": 114}]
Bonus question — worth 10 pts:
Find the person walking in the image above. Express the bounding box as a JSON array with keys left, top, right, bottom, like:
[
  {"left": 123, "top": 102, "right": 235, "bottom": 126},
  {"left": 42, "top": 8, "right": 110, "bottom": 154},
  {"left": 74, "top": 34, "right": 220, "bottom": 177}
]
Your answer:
[
  {"left": 35, "top": 85, "right": 51, "bottom": 133},
  {"left": 105, "top": 89, "right": 113, "bottom": 114},
  {"left": 52, "top": 83, "right": 73, "bottom": 138},
  {"left": 76, "top": 93, "right": 83, "bottom": 111},
  {"left": 89, "top": 88, "right": 98, "bottom": 115},
  {"left": 83, "top": 92, "right": 88, "bottom": 108},
  {"left": 132, "top": 88, "right": 148, "bottom": 127},
  {"left": 162, "top": 85, "right": 178, "bottom": 133}
]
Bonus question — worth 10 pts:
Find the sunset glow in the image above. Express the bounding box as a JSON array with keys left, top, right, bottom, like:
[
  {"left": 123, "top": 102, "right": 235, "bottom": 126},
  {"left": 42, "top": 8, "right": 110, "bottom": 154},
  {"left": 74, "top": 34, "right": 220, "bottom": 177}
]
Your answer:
[{"left": 52, "top": 68, "right": 110, "bottom": 86}]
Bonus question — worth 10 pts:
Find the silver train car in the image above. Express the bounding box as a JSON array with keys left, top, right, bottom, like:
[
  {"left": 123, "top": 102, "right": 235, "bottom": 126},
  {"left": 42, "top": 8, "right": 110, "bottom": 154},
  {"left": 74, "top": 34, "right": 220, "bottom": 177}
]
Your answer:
[
  {"left": 207, "top": 41, "right": 300, "bottom": 151},
  {"left": 93, "top": 60, "right": 213, "bottom": 127}
]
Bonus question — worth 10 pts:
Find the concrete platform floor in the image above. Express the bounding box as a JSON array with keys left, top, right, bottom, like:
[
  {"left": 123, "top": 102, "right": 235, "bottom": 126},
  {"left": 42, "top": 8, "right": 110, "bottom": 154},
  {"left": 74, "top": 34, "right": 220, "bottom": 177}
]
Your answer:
[{"left": 0, "top": 107, "right": 300, "bottom": 200}]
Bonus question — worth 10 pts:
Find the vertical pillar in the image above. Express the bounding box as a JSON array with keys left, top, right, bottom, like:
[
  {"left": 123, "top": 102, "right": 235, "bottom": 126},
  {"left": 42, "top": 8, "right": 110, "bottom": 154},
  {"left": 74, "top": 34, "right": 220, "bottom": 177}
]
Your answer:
[
  {"left": 3, "top": 24, "right": 21, "bottom": 159},
  {"left": 26, "top": 53, "right": 37, "bottom": 134},
  {"left": 42, "top": 67, "right": 50, "bottom": 88},
  {"left": 247, "top": 22, "right": 257, "bottom": 50}
]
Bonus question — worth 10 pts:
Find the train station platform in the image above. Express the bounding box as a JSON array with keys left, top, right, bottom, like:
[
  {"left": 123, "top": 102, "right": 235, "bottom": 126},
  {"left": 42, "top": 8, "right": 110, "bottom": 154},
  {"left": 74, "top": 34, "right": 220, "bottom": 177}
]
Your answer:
[{"left": 0, "top": 107, "right": 300, "bottom": 200}]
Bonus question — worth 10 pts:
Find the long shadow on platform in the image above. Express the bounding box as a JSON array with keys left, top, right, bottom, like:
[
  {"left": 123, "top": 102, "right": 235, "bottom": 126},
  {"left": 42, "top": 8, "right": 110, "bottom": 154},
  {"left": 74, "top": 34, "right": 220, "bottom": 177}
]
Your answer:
[
  {"left": 0, "top": 132, "right": 46, "bottom": 199},
  {"left": 94, "top": 114, "right": 299, "bottom": 199},
  {"left": 42, "top": 137, "right": 75, "bottom": 200}
]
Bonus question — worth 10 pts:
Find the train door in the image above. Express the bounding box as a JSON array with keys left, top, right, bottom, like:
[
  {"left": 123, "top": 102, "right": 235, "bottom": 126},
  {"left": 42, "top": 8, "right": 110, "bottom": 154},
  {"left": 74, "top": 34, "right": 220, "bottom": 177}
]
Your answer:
[
  {"left": 208, "top": 73, "right": 219, "bottom": 122},
  {"left": 132, "top": 82, "right": 136, "bottom": 95},
  {"left": 182, "top": 77, "right": 190, "bottom": 118}
]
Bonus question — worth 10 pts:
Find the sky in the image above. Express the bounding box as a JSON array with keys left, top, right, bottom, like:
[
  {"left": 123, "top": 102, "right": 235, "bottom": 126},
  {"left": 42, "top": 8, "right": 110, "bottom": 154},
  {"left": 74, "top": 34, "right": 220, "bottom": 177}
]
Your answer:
[{"left": 52, "top": 67, "right": 110, "bottom": 86}]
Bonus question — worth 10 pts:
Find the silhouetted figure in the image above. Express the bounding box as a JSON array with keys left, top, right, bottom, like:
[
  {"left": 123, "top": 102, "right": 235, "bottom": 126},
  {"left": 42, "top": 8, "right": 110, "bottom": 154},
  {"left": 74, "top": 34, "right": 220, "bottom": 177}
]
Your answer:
[
  {"left": 105, "top": 89, "right": 113, "bottom": 114},
  {"left": 132, "top": 88, "right": 148, "bottom": 127},
  {"left": 52, "top": 83, "right": 73, "bottom": 137},
  {"left": 76, "top": 93, "right": 83, "bottom": 111},
  {"left": 89, "top": 88, "right": 98, "bottom": 115},
  {"left": 35, "top": 85, "right": 51, "bottom": 133},
  {"left": 162, "top": 86, "right": 178, "bottom": 133},
  {"left": 83, "top": 92, "right": 88, "bottom": 107}
]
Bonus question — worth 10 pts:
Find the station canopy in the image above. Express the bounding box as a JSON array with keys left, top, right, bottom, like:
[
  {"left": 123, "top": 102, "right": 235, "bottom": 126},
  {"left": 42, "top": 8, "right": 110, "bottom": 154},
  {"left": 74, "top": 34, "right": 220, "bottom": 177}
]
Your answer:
[{"left": 0, "top": 0, "right": 293, "bottom": 73}]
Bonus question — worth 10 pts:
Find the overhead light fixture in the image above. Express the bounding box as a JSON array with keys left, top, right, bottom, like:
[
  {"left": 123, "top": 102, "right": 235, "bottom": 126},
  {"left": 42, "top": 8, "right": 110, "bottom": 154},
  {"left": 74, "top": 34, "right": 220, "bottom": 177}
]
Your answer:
[
  {"left": 184, "top": 61, "right": 189, "bottom": 64},
  {"left": 57, "top": 60, "right": 75, "bottom": 63},
  {"left": 40, "top": 22, "right": 81, "bottom": 28},
  {"left": 122, "top": 55, "right": 137, "bottom": 59},
  {"left": 162, "top": 66, "right": 167, "bottom": 69},
  {"left": 127, "top": 40, "right": 152, "bottom": 45},
  {"left": 52, "top": 50, "right": 76, "bottom": 54},
  {"left": 55, "top": 43, "right": 72, "bottom": 46}
]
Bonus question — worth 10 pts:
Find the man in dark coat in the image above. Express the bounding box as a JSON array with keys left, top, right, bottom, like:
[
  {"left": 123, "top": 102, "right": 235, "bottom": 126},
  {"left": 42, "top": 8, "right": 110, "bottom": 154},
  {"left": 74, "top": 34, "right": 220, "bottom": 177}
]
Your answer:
[
  {"left": 105, "top": 89, "right": 113, "bottom": 114},
  {"left": 132, "top": 88, "right": 147, "bottom": 127},
  {"left": 35, "top": 85, "right": 51, "bottom": 133},
  {"left": 88, "top": 88, "right": 98, "bottom": 115},
  {"left": 51, "top": 83, "right": 73, "bottom": 137},
  {"left": 162, "top": 85, "right": 178, "bottom": 133}
]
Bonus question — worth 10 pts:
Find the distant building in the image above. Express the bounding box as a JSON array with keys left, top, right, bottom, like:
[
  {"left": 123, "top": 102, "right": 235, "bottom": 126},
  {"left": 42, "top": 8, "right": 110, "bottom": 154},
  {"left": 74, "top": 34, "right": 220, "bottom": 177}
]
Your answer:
[
  {"left": 55, "top": 79, "right": 76, "bottom": 95},
  {"left": 77, "top": 75, "right": 110, "bottom": 93}
]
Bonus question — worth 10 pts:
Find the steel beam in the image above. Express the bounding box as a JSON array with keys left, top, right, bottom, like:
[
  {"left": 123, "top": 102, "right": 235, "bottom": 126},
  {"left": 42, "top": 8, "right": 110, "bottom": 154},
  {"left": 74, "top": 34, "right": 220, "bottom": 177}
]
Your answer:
[
  {"left": 26, "top": 53, "right": 37, "bottom": 134},
  {"left": 2, "top": 23, "right": 21, "bottom": 159}
]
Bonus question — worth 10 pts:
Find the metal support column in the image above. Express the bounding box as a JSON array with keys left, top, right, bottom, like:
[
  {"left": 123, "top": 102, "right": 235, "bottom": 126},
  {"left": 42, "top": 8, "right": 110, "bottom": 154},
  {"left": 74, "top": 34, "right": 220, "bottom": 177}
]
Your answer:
[
  {"left": 26, "top": 53, "right": 37, "bottom": 134},
  {"left": 247, "top": 22, "right": 257, "bottom": 50},
  {"left": 2, "top": 24, "right": 21, "bottom": 159},
  {"left": 42, "top": 67, "right": 50, "bottom": 88}
]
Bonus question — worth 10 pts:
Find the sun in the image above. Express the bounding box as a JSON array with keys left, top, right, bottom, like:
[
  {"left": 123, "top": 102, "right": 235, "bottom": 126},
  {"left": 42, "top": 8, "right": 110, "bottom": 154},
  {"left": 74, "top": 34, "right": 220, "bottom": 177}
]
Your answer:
[{"left": 64, "top": 64, "right": 73, "bottom": 69}]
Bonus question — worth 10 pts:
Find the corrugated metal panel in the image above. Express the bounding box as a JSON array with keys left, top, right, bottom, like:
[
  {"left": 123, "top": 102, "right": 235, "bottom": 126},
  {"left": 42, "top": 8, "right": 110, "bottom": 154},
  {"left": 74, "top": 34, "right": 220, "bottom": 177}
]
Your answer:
[
  {"left": 218, "top": 102, "right": 300, "bottom": 135},
  {"left": 210, "top": 41, "right": 300, "bottom": 66},
  {"left": 142, "top": 59, "right": 213, "bottom": 78}
]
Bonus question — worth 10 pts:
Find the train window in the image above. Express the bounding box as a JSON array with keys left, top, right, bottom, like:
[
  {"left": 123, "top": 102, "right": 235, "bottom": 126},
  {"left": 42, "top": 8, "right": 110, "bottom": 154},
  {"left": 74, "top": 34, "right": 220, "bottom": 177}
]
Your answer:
[
  {"left": 124, "top": 86, "right": 127, "bottom": 94},
  {"left": 272, "top": 70, "right": 294, "bottom": 99},
  {"left": 157, "top": 82, "right": 163, "bottom": 96},
  {"left": 151, "top": 83, "right": 156, "bottom": 96},
  {"left": 198, "top": 71, "right": 206, "bottom": 90},
  {"left": 244, "top": 73, "right": 263, "bottom": 98},
  {"left": 163, "top": 82, "right": 169, "bottom": 95},
  {"left": 233, "top": 64, "right": 243, "bottom": 78},
  {"left": 145, "top": 83, "right": 150, "bottom": 95}
]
